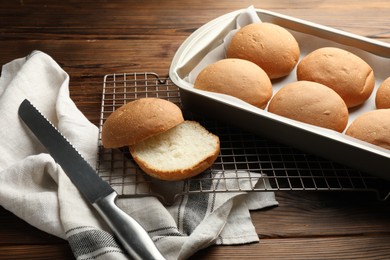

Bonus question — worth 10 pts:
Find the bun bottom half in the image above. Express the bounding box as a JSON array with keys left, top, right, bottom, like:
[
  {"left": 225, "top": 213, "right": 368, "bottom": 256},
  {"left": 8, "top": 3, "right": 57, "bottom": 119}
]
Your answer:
[{"left": 129, "top": 121, "right": 220, "bottom": 181}]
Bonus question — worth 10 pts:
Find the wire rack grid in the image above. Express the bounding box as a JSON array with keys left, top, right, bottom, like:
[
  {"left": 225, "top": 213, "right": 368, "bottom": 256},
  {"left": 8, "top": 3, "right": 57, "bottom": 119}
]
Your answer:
[{"left": 96, "top": 72, "right": 390, "bottom": 205}]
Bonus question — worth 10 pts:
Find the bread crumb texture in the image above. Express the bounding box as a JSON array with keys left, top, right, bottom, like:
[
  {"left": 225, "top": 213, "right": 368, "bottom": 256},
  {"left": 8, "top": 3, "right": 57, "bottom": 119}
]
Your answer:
[{"left": 130, "top": 121, "right": 220, "bottom": 181}]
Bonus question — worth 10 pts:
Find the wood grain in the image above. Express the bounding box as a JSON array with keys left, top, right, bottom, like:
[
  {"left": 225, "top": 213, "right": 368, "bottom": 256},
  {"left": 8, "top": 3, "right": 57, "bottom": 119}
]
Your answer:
[
  {"left": 192, "top": 235, "right": 390, "bottom": 259},
  {"left": 1, "top": 0, "right": 389, "bottom": 259}
]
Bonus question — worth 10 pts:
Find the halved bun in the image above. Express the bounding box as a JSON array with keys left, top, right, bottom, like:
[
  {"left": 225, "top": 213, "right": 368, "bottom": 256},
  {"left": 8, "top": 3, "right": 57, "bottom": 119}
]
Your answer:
[
  {"left": 130, "top": 121, "right": 220, "bottom": 181},
  {"left": 101, "top": 98, "right": 184, "bottom": 148},
  {"left": 102, "top": 98, "right": 220, "bottom": 181}
]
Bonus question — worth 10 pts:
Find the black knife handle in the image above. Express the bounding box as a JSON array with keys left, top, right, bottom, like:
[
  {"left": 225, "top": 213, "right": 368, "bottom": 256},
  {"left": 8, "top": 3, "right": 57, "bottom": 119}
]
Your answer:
[{"left": 93, "top": 192, "right": 166, "bottom": 260}]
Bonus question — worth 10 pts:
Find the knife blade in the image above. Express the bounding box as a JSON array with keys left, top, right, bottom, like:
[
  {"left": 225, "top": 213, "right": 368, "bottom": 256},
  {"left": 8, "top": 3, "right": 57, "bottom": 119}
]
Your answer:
[{"left": 18, "top": 99, "right": 165, "bottom": 260}]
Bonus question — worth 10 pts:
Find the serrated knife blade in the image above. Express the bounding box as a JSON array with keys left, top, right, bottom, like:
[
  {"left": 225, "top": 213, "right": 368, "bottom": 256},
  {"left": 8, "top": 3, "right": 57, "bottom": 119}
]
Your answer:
[{"left": 18, "top": 99, "right": 165, "bottom": 260}]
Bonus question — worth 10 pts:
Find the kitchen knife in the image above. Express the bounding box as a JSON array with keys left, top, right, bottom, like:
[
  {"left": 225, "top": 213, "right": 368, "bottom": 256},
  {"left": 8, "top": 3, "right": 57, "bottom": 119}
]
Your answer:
[{"left": 18, "top": 99, "right": 165, "bottom": 260}]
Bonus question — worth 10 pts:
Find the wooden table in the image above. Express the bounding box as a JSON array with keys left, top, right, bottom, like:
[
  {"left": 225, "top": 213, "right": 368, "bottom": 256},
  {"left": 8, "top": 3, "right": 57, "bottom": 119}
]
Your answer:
[{"left": 1, "top": 1, "right": 390, "bottom": 259}]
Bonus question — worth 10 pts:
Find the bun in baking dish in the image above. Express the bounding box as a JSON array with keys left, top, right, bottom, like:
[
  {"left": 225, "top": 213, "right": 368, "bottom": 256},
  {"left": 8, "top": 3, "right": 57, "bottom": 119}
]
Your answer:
[
  {"left": 194, "top": 58, "right": 273, "bottom": 109},
  {"left": 346, "top": 109, "right": 390, "bottom": 150},
  {"left": 101, "top": 98, "right": 220, "bottom": 181},
  {"left": 297, "top": 47, "right": 375, "bottom": 108},
  {"left": 226, "top": 22, "right": 300, "bottom": 79},
  {"left": 130, "top": 121, "right": 220, "bottom": 181},
  {"left": 376, "top": 77, "right": 390, "bottom": 109},
  {"left": 101, "top": 98, "right": 184, "bottom": 148},
  {"left": 268, "top": 81, "right": 349, "bottom": 132}
]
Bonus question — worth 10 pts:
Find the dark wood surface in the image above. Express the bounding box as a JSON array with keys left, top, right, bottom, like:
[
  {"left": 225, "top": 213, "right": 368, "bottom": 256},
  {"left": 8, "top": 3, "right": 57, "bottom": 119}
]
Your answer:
[{"left": 1, "top": 1, "right": 390, "bottom": 259}]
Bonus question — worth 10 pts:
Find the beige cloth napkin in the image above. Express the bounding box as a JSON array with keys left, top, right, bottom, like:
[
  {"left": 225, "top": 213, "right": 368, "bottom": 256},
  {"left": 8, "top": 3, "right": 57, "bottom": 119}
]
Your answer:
[{"left": 0, "top": 51, "right": 278, "bottom": 260}]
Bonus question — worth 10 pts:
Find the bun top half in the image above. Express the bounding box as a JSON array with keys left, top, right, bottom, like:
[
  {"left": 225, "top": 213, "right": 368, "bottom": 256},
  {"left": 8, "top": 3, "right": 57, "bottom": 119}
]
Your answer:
[{"left": 101, "top": 98, "right": 184, "bottom": 148}]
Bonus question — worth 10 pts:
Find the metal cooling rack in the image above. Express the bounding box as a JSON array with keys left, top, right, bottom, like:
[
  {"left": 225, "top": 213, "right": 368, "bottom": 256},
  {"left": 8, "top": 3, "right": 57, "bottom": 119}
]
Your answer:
[{"left": 97, "top": 72, "right": 390, "bottom": 205}]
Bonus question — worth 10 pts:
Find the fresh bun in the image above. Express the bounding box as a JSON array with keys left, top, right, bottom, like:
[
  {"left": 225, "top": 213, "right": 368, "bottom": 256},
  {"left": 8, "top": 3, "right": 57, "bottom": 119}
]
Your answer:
[
  {"left": 101, "top": 98, "right": 184, "bottom": 148},
  {"left": 268, "top": 81, "right": 349, "bottom": 132},
  {"left": 194, "top": 58, "right": 272, "bottom": 109},
  {"left": 102, "top": 98, "right": 220, "bottom": 181},
  {"left": 376, "top": 77, "right": 390, "bottom": 109},
  {"left": 346, "top": 109, "right": 390, "bottom": 150},
  {"left": 226, "top": 22, "right": 300, "bottom": 79},
  {"left": 297, "top": 47, "right": 375, "bottom": 108},
  {"left": 130, "top": 121, "right": 220, "bottom": 181}
]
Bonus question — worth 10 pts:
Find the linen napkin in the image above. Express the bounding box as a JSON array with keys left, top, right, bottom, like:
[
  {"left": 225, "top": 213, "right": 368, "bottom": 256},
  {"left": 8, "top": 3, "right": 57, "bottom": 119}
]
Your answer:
[{"left": 0, "top": 51, "right": 278, "bottom": 260}]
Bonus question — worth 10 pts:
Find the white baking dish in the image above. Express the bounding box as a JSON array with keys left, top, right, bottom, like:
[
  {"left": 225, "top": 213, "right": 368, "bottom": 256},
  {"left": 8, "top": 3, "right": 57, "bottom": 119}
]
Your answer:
[{"left": 169, "top": 7, "right": 390, "bottom": 180}]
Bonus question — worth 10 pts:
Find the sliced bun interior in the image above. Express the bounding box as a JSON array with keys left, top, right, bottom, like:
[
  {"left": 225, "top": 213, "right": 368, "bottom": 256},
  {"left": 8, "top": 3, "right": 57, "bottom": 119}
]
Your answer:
[
  {"left": 130, "top": 121, "right": 220, "bottom": 181},
  {"left": 101, "top": 98, "right": 220, "bottom": 181}
]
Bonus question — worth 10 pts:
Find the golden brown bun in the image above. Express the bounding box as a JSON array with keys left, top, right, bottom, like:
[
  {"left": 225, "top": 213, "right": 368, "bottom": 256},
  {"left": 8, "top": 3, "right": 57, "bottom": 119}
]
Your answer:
[
  {"left": 226, "top": 22, "right": 300, "bottom": 79},
  {"left": 101, "top": 98, "right": 184, "bottom": 148},
  {"left": 297, "top": 47, "right": 375, "bottom": 108},
  {"left": 129, "top": 121, "right": 220, "bottom": 181},
  {"left": 376, "top": 77, "right": 390, "bottom": 109},
  {"left": 101, "top": 99, "right": 220, "bottom": 181},
  {"left": 194, "top": 58, "right": 273, "bottom": 109},
  {"left": 346, "top": 109, "right": 390, "bottom": 150},
  {"left": 268, "top": 81, "right": 349, "bottom": 132}
]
